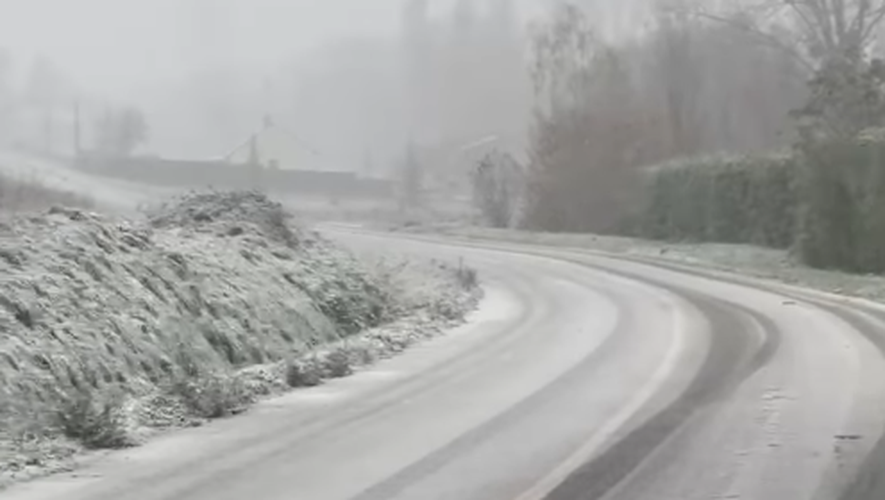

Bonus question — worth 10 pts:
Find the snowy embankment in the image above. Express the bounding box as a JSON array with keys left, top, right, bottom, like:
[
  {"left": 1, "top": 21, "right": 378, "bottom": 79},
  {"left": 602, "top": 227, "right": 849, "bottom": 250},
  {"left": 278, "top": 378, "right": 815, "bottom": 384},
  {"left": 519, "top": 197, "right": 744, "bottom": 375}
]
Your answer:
[{"left": 0, "top": 191, "right": 481, "bottom": 487}]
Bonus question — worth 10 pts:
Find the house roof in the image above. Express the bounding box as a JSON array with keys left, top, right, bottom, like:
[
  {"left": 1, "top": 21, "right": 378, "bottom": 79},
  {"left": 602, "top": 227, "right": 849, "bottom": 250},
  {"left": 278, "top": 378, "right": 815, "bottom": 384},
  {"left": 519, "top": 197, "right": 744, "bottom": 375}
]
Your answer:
[{"left": 225, "top": 118, "right": 321, "bottom": 170}]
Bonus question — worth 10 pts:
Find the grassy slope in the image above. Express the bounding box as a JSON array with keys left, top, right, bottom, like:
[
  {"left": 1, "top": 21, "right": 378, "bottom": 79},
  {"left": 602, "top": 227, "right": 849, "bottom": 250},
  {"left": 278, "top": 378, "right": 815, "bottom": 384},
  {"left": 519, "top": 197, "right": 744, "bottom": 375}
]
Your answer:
[{"left": 0, "top": 191, "right": 480, "bottom": 486}]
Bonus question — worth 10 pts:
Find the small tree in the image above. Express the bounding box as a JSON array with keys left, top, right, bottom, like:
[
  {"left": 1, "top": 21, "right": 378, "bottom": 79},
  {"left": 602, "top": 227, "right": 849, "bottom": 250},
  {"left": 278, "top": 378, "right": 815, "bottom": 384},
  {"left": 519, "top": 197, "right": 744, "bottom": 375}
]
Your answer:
[
  {"left": 399, "top": 141, "right": 424, "bottom": 211},
  {"left": 472, "top": 150, "right": 522, "bottom": 228},
  {"left": 95, "top": 107, "right": 149, "bottom": 157}
]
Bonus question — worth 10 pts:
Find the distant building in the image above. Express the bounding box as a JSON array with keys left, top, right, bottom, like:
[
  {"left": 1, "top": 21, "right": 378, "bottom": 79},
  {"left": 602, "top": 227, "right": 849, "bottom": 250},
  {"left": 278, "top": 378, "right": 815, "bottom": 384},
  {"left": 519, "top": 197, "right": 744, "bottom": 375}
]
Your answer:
[{"left": 225, "top": 116, "right": 327, "bottom": 172}]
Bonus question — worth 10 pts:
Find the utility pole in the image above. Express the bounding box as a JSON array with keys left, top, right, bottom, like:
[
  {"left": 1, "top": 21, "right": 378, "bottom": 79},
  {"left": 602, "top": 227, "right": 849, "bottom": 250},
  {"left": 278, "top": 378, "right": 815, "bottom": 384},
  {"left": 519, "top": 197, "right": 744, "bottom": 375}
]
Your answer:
[
  {"left": 44, "top": 108, "right": 53, "bottom": 155},
  {"left": 248, "top": 133, "right": 262, "bottom": 189},
  {"left": 73, "top": 100, "right": 82, "bottom": 157},
  {"left": 362, "top": 147, "right": 375, "bottom": 178}
]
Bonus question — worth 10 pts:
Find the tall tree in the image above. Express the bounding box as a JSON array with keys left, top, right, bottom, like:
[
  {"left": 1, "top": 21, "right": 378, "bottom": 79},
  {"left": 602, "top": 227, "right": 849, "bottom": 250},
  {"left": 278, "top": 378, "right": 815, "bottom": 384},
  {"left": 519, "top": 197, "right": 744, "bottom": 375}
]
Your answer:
[
  {"left": 95, "top": 106, "right": 149, "bottom": 157},
  {"left": 452, "top": 0, "right": 476, "bottom": 40},
  {"left": 687, "top": 0, "right": 885, "bottom": 68},
  {"left": 670, "top": 0, "right": 885, "bottom": 140},
  {"left": 362, "top": 147, "right": 376, "bottom": 177},
  {"left": 525, "top": 3, "right": 650, "bottom": 232},
  {"left": 25, "top": 56, "right": 66, "bottom": 111},
  {"left": 402, "top": 0, "right": 436, "bottom": 141},
  {"left": 0, "top": 48, "right": 15, "bottom": 140},
  {"left": 488, "top": 0, "right": 517, "bottom": 39},
  {"left": 641, "top": 4, "right": 806, "bottom": 154},
  {"left": 399, "top": 141, "right": 424, "bottom": 211}
]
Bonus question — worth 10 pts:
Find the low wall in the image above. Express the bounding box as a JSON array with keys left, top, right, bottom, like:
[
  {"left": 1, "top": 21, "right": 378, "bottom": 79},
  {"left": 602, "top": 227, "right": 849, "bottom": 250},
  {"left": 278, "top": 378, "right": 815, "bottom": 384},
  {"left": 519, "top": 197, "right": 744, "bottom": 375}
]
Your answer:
[{"left": 74, "top": 156, "right": 393, "bottom": 199}]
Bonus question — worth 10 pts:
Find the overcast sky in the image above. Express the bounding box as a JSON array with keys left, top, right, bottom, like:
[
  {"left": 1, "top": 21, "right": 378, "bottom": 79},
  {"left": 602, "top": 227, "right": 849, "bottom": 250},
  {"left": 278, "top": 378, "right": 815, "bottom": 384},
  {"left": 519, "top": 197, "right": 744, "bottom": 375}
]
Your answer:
[
  {"left": 0, "top": 0, "right": 650, "bottom": 162},
  {"left": 0, "top": 0, "right": 647, "bottom": 94},
  {"left": 0, "top": 0, "right": 430, "bottom": 93}
]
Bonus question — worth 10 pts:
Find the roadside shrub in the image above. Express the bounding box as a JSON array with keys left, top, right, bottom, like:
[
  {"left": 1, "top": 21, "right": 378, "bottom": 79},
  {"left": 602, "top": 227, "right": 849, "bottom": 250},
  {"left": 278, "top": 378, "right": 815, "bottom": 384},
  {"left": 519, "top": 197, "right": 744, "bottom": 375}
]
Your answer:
[
  {"left": 322, "top": 349, "right": 353, "bottom": 379},
  {"left": 795, "top": 131, "right": 885, "bottom": 272},
  {"left": 472, "top": 150, "right": 523, "bottom": 228},
  {"left": 285, "top": 359, "right": 323, "bottom": 388},
  {"left": 455, "top": 264, "right": 478, "bottom": 291},
  {"left": 53, "top": 388, "right": 134, "bottom": 449},
  {"left": 640, "top": 154, "right": 797, "bottom": 248},
  {"left": 169, "top": 372, "right": 252, "bottom": 419},
  {"left": 293, "top": 265, "right": 387, "bottom": 336},
  {"left": 638, "top": 131, "right": 885, "bottom": 274},
  {"left": 349, "top": 342, "right": 377, "bottom": 366}
]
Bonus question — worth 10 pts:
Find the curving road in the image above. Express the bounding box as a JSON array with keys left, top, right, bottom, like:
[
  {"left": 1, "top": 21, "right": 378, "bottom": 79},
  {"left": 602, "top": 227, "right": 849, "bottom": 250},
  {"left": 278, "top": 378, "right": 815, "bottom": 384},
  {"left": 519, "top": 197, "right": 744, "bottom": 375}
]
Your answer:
[
  {"left": 2, "top": 153, "right": 885, "bottom": 499},
  {"left": 4, "top": 223, "right": 885, "bottom": 500}
]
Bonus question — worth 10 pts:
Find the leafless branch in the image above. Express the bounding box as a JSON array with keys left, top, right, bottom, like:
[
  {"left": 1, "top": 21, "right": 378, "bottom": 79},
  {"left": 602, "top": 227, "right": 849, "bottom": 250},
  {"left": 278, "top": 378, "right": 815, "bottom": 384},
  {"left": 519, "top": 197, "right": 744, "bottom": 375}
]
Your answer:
[{"left": 691, "top": 10, "right": 816, "bottom": 71}]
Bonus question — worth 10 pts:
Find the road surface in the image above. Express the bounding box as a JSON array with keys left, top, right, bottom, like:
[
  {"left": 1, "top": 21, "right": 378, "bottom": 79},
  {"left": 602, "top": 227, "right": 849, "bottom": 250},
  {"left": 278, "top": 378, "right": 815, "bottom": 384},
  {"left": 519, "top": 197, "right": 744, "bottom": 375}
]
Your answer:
[{"left": 2, "top": 156, "right": 885, "bottom": 498}]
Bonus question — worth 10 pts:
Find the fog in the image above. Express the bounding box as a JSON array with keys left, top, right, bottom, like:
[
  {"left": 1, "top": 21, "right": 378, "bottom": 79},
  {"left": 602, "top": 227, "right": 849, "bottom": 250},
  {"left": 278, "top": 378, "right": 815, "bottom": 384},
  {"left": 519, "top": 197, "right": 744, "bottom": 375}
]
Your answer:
[
  {"left": 0, "top": 0, "right": 653, "bottom": 174},
  {"left": 0, "top": 0, "right": 448, "bottom": 89}
]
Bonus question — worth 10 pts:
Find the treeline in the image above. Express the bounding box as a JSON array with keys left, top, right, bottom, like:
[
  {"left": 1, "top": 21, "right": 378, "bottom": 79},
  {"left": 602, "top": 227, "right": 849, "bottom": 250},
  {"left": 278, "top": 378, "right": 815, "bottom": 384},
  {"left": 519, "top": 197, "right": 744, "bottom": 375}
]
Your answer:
[
  {"left": 401, "top": 0, "right": 528, "bottom": 151},
  {"left": 0, "top": 52, "right": 149, "bottom": 157},
  {"left": 266, "top": 0, "right": 529, "bottom": 175},
  {"left": 516, "top": 1, "right": 885, "bottom": 273}
]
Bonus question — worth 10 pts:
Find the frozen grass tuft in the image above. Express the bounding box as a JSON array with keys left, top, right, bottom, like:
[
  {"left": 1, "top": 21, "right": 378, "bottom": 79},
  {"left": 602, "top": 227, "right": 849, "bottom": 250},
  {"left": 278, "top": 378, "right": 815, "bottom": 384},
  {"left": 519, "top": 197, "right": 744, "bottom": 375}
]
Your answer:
[{"left": 52, "top": 388, "right": 135, "bottom": 450}]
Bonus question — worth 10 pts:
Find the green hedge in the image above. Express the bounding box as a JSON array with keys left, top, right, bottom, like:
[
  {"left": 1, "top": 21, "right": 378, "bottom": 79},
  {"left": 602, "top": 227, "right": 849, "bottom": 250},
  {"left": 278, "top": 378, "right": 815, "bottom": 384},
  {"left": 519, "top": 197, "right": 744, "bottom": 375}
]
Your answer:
[
  {"left": 638, "top": 132, "right": 885, "bottom": 274},
  {"left": 639, "top": 154, "right": 797, "bottom": 249},
  {"left": 796, "top": 133, "right": 885, "bottom": 273}
]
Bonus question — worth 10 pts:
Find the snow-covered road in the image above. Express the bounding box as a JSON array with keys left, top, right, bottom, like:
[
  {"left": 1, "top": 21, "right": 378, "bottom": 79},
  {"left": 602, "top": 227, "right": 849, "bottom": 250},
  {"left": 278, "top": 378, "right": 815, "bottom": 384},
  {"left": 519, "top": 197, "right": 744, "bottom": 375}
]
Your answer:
[{"left": 3, "top": 154, "right": 885, "bottom": 499}]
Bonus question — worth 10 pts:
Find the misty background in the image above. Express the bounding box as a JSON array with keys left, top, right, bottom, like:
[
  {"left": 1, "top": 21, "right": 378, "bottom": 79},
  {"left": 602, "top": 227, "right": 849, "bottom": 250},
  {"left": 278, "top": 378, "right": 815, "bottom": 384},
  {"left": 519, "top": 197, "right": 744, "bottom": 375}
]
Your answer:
[
  {"left": 0, "top": 0, "right": 653, "bottom": 175},
  {"left": 2, "top": 0, "right": 885, "bottom": 268}
]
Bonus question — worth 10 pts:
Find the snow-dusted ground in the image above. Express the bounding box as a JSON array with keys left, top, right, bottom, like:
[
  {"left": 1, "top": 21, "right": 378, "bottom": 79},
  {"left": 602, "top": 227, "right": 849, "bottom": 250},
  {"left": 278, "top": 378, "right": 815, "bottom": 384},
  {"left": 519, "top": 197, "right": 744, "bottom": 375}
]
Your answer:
[
  {"left": 0, "top": 151, "right": 183, "bottom": 215},
  {"left": 392, "top": 225, "right": 885, "bottom": 304},
  {"left": 0, "top": 188, "right": 480, "bottom": 488}
]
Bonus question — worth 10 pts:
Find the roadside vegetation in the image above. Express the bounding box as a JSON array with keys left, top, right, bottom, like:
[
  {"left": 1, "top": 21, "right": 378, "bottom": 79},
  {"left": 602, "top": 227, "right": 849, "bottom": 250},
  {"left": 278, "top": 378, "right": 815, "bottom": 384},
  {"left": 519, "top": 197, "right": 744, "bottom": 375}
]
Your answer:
[
  {"left": 448, "top": 1, "right": 885, "bottom": 278},
  {"left": 0, "top": 190, "right": 480, "bottom": 487}
]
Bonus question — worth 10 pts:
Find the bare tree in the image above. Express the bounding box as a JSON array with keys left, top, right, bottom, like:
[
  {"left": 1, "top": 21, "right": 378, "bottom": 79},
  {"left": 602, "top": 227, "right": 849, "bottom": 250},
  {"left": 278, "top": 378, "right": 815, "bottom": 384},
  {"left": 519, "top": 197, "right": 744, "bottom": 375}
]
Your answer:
[
  {"left": 778, "top": 0, "right": 885, "bottom": 61},
  {"left": 529, "top": 3, "right": 597, "bottom": 112},
  {"left": 402, "top": 0, "right": 435, "bottom": 139},
  {"left": 0, "top": 49, "right": 15, "bottom": 141},
  {"left": 95, "top": 107, "right": 149, "bottom": 157},
  {"left": 472, "top": 150, "right": 523, "bottom": 228},
  {"left": 525, "top": 4, "right": 652, "bottom": 232},
  {"left": 520, "top": 1, "right": 815, "bottom": 234},
  {"left": 640, "top": 5, "right": 808, "bottom": 154},
  {"left": 653, "top": 5, "right": 706, "bottom": 157},
  {"left": 399, "top": 141, "right": 424, "bottom": 211},
  {"left": 25, "top": 56, "right": 67, "bottom": 112},
  {"left": 685, "top": 0, "right": 885, "bottom": 67},
  {"left": 659, "top": 0, "right": 885, "bottom": 141}
]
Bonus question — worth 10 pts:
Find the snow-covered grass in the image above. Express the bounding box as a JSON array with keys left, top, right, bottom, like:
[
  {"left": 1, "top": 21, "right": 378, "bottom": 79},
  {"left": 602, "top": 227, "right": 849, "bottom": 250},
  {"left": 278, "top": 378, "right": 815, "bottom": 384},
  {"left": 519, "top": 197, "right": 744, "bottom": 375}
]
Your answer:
[
  {"left": 399, "top": 224, "right": 885, "bottom": 304},
  {"left": 0, "top": 191, "right": 480, "bottom": 488},
  {"left": 0, "top": 171, "right": 94, "bottom": 212}
]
